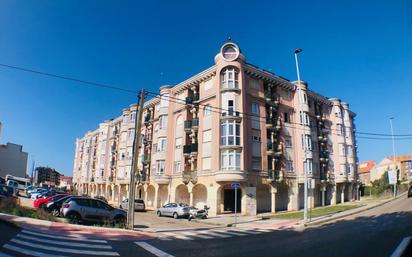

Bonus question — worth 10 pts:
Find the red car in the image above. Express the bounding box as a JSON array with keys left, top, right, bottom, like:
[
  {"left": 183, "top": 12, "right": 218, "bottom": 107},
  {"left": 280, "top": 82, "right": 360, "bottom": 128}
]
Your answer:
[{"left": 33, "top": 194, "right": 69, "bottom": 209}]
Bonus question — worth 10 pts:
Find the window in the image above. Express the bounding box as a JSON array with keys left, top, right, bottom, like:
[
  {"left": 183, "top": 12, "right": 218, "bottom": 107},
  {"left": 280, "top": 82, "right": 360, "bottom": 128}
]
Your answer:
[
  {"left": 204, "top": 105, "right": 212, "bottom": 116},
  {"left": 158, "top": 138, "right": 167, "bottom": 152},
  {"left": 300, "top": 111, "right": 309, "bottom": 126},
  {"left": 204, "top": 79, "right": 213, "bottom": 91},
  {"left": 252, "top": 135, "right": 261, "bottom": 142},
  {"left": 175, "top": 138, "right": 182, "bottom": 149},
  {"left": 228, "top": 100, "right": 234, "bottom": 113},
  {"left": 220, "top": 120, "right": 240, "bottom": 145},
  {"left": 301, "top": 134, "right": 312, "bottom": 150},
  {"left": 285, "top": 136, "right": 292, "bottom": 148},
  {"left": 347, "top": 145, "right": 353, "bottom": 157},
  {"left": 286, "top": 160, "right": 293, "bottom": 173},
  {"left": 221, "top": 67, "right": 239, "bottom": 89},
  {"left": 252, "top": 157, "right": 261, "bottom": 170},
  {"left": 174, "top": 161, "right": 181, "bottom": 173},
  {"left": 202, "top": 157, "right": 211, "bottom": 170},
  {"left": 251, "top": 103, "right": 259, "bottom": 114},
  {"left": 156, "top": 160, "right": 165, "bottom": 175},
  {"left": 304, "top": 159, "right": 313, "bottom": 174},
  {"left": 337, "top": 124, "right": 343, "bottom": 136},
  {"left": 159, "top": 115, "right": 167, "bottom": 129},
  {"left": 221, "top": 149, "right": 241, "bottom": 170},
  {"left": 128, "top": 129, "right": 134, "bottom": 140},
  {"left": 339, "top": 143, "right": 345, "bottom": 156},
  {"left": 340, "top": 164, "right": 346, "bottom": 175},
  {"left": 284, "top": 113, "right": 289, "bottom": 123},
  {"left": 160, "top": 94, "right": 169, "bottom": 107}
]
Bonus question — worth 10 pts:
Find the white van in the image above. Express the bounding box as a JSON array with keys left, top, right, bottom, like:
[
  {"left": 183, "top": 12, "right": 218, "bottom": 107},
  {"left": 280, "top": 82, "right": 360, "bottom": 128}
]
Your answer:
[{"left": 5, "top": 175, "right": 31, "bottom": 195}]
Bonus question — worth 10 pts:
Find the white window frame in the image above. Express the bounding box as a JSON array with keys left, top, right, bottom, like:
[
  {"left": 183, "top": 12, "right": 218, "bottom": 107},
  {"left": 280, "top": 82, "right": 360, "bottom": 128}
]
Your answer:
[
  {"left": 220, "top": 149, "right": 241, "bottom": 170},
  {"left": 156, "top": 160, "right": 165, "bottom": 175},
  {"left": 157, "top": 138, "right": 167, "bottom": 152},
  {"left": 174, "top": 161, "right": 181, "bottom": 173},
  {"left": 220, "top": 120, "right": 240, "bottom": 146},
  {"left": 159, "top": 115, "right": 167, "bottom": 130},
  {"left": 221, "top": 67, "right": 239, "bottom": 89},
  {"left": 204, "top": 105, "right": 212, "bottom": 116}
]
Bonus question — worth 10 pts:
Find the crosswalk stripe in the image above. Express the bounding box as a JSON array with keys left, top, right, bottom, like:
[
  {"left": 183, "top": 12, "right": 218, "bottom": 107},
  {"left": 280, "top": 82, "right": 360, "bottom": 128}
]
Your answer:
[
  {"left": 254, "top": 229, "right": 273, "bottom": 233},
  {"left": 3, "top": 244, "right": 70, "bottom": 257},
  {"left": 21, "top": 230, "right": 107, "bottom": 243},
  {"left": 235, "top": 229, "right": 261, "bottom": 234},
  {"left": 16, "top": 234, "right": 112, "bottom": 249},
  {"left": 10, "top": 239, "right": 119, "bottom": 256},
  {"left": 195, "top": 230, "right": 231, "bottom": 238},
  {"left": 135, "top": 242, "right": 175, "bottom": 257},
  {"left": 178, "top": 231, "right": 214, "bottom": 239},
  {"left": 160, "top": 232, "right": 193, "bottom": 240},
  {"left": 214, "top": 230, "right": 248, "bottom": 236}
]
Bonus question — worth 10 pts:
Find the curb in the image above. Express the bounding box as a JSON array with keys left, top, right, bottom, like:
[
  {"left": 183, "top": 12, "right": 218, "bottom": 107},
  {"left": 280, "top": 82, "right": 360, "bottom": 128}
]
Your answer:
[{"left": 305, "top": 193, "right": 407, "bottom": 227}]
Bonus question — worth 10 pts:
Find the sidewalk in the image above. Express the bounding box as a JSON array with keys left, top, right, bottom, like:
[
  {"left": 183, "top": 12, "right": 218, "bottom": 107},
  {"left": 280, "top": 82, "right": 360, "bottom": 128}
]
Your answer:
[{"left": 0, "top": 213, "right": 154, "bottom": 241}]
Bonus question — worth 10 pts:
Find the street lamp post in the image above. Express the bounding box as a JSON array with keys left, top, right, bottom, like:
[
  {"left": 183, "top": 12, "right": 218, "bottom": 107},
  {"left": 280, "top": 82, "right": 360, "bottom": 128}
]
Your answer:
[
  {"left": 294, "top": 48, "right": 308, "bottom": 223},
  {"left": 389, "top": 117, "right": 397, "bottom": 198}
]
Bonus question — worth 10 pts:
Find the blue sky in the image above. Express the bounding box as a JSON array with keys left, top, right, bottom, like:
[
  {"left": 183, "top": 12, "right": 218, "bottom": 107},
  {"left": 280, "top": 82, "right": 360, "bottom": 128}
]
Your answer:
[{"left": 0, "top": 0, "right": 411, "bottom": 175}]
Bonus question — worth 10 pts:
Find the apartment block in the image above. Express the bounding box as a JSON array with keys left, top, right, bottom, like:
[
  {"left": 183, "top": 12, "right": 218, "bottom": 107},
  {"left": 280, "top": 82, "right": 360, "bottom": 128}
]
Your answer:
[{"left": 73, "top": 41, "right": 359, "bottom": 216}]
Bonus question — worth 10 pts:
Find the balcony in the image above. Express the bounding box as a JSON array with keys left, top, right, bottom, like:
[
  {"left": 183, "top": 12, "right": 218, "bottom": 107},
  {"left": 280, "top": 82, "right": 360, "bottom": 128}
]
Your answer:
[
  {"left": 183, "top": 143, "right": 198, "bottom": 157},
  {"left": 266, "top": 117, "right": 275, "bottom": 130},
  {"left": 184, "top": 118, "right": 199, "bottom": 133},
  {"left": 221, "top": 110, "right": 241, "bottom": 119},
  {"left": 141, "top": 155, "right": 151, "bottom": 166},
  {"left": 267, "top": 142, "right": 275, "bottom": 156},
  {"left": 185, "top": 94, "right": 200, "bottom": 105},
  {"left": 144, "top": 114, "right": 152, "bottom": 125},
  {"left": 215, "top": 170, "right": 246, "bottom": 182},
  {"left": 267, "top": 170, "right": 282, "bottom": 182},
  {"left": 221, "top": 81, "right": 240, "bottom": 93},
  {"left": 154, "top": 174, "right": 171, "bottom": 185},
  {"left": 319, "top": 152, "right": 329, "bottom": 163}
]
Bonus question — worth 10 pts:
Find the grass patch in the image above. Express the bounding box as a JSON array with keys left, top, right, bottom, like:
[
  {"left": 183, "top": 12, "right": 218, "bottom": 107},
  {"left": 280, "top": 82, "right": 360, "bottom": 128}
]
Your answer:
[
  {"left": 264, "top": 204, "right": 361, "bottom": 220},
  {"left": 0, "top": 197, "right": 55, "bottom": 221}
]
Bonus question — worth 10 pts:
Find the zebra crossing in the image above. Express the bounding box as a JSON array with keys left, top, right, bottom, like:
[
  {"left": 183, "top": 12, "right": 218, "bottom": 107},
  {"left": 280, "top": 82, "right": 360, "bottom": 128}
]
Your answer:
[
  {"left": 0, "top": 229, "right": 120, "bottom": 257},
  {"left": 154, "top": 227, "right": 275, "bottom": 241}
]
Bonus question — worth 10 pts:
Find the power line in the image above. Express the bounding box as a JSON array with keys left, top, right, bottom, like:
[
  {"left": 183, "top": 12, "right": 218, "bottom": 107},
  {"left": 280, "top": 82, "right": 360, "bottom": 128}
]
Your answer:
[{"left": 1, "top": 62, "right": 411, "bottom": 139}]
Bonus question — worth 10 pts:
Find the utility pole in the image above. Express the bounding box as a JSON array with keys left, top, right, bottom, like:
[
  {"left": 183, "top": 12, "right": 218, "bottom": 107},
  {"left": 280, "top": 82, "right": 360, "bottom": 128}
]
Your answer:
[
  {"left": 30, "top": 156, "right": 36, "bottom": 186},
  {"left": 389, "top": 117, "right": 397, "bottom": 198},
  {"left": 127, "top": 89, "right": 145, "bottom": 230}
]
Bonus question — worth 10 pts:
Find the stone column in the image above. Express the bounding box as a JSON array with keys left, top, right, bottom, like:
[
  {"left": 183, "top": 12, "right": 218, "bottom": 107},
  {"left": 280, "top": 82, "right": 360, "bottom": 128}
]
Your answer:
[
  {"left": 348, "top": 183, "right": 353, "bottom": 201},
  {"left": 245, "top": 187, "right": 257, "bottom": 216},
  {"left": 143, "top": 184, "right": 149, "bottom": 206},
  {"left": 321, "top": 185, "right": 326, "bottom": 207},
  {"left": 207, "top": 185, "right": 218, "bottom": 217},
  {"left": 341, "top": 184, "right": 346, "bottom": 205},
  {"left": 188, "top": 183, "right": 194, "bottom": 207},
  {"left": 111, "top": 184, "right": 115, "bottom": 203},
  {"left": 331, "top": 184, "right": 337, "bottom": 205},
  {"left": 288, "top": 182, "right": 299, "bottom": 211},
  {"left": 154, "top": 184, "right": 159, "bottom": 208},
  {"left": 356, "top": 184, "right": 360, "bottom": 201},
  {"left": 271, "top": 185, "right": 277, "bottom": 213},
  {"left": 117, "top": 185, "right": 121, "bottom": 205}
]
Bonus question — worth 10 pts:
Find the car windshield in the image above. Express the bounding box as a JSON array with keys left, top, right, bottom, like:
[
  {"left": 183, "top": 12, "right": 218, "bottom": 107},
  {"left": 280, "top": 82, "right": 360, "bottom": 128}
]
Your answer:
[{"left": 178, "top": 203, "right": 189, "bottom": 207}]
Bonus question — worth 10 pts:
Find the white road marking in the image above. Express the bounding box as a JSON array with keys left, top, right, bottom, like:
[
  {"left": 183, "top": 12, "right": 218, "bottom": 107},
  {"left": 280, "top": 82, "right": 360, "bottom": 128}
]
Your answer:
[
  {"left": 215, "top": 230, "right": 247, "bottom": 236},
  {"left": 179, "top": 231, "right": 214, "bottom": 239},
  {"left": 390, "top": 236, "right": 412, "bottom": 257},
  {"left": 235, "top": 229, "right": 261, "bottom": 234},
  {"left": 160, "top": 232, "right": 193, "bottom": 240},
  {"left": 21, "top": 230, "right": 107, "bottom": 243},
  {"left": 196, "top": 230, "right": 231, "bottom": 238},
  {"left": 135, "top": 242, "right": 175, "bottom": 257},
  {"left": 3, "top": 244, "right": 70, "bottom": 257},
  {"left": 10, "top": 239, "right": 119, "bottom": 256},
  {"left": 16, "top": 234, "right": 112, "bottom": 249}
]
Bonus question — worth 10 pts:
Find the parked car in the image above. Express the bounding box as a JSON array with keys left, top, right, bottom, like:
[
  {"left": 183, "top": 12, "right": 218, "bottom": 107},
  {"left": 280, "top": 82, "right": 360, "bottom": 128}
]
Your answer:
[
  {"left": 45, "top": 195, "right": 74, "bottom": 216},
  {"left": 94, "top": 196, "right": 108, "bottom": 203},
  {"left": 33, "top": 193, "right": 69, "bottom": 209},
  {"left": 119, "top": 198, "right": 145, "bottom": 211},
  {"left": 61, "top": 197, "right": 126, "bottom": 224},
  {"left": 157, "top": 203, "right": 190, "bottom": 219},
  {"left": 0, "top": 185, "right": 16, "bottom": 201},
  {"left": 27, "top": 187, "right": 42, "bottom": 198},
  {"left": 408, "top": 185, "right": 412, "bottom": 198},
  {"left": 30, "top": 189, "right": 48, "bottom": 200}
]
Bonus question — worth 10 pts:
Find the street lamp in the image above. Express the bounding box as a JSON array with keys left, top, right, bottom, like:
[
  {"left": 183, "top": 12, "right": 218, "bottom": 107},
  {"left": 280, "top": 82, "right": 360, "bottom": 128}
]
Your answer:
[
  {"left": 389, "top": 117, "right": 397, "bottom": 198},
  {"left": 294, "top": 48, "right": 308, "bottom": 223}
]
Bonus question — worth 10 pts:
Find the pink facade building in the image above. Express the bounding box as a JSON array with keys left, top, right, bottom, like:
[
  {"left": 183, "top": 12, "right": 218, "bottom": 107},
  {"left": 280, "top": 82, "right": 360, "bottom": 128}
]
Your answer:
[{"left": 73, "top": 41, "right": 359, "bottom": 216}]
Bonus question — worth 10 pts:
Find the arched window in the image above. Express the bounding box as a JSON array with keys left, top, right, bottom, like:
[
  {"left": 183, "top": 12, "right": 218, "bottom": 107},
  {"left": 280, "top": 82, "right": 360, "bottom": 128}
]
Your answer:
[
  {"left": 221, "top": 67, "right": 239, "bottom": 89},
  {"left": 176, "top": 115, "right": 183, "bottom": 126},
  {"left": 204, "top": 105, "right": 212, "bottom": 116}
]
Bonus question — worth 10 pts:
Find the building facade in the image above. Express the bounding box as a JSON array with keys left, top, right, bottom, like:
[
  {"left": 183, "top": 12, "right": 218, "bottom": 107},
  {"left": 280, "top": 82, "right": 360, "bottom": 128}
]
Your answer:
[
  {"left": 357, "top": 160, "right": 376, "bottom": 186},
  {"left": 73, "top": 41, "right": 359, "bottom": 216},
  {"left": 34, "top": 167, "right": 61, "bottom": 186},
  {"left": 0, "top": 143, "right": 28, "bottom": 179}
]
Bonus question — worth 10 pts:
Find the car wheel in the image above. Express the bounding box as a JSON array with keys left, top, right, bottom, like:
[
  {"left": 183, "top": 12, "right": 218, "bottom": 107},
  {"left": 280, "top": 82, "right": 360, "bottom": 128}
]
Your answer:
[
  {"left": 114, "top": 215, "right": 126, "bottom": 225},
  {"left": 52, "top": 209, "right": 60, "bottom": 217},
  {"left": 173, "top": 212, "right": 179, "bottom": 219},
  {"left": 68, "top": 213, "right": 81, "bottom": 224},
  {"left": 157, "top": 211, "right": 162, "bottom": 217}
]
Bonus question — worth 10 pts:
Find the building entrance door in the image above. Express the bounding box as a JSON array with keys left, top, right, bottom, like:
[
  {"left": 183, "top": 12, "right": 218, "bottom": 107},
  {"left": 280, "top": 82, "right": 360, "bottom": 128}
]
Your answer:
[{"left": 224, "top": 189, "right": 241, "bottom": 212}]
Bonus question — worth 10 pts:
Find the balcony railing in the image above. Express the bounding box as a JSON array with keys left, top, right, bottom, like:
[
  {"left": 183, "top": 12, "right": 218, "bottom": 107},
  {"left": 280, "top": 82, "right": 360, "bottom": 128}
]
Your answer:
[
  {"left": 144, "top": 114, "right": 152, "bottom": 124},
  {"left": 221, "top": 80, "right": 239, "bottom": 91},
  {"left": 184, "top": 119, "right": 199, "bottom": 132},
  {"left": 183, "top": 143, "right": 198, "bottom": 157},
  {"left": 221, "top": 110, "right": 240, "bottom": 117},
  {"left": 319, "top": 152, "right": 329, "bottom": 163},
  {"left": 185, "top": 94, "right": 200, "bottom": 105},
  {"left": 267, "top": 141, "right": 275, "bottom": 156}
]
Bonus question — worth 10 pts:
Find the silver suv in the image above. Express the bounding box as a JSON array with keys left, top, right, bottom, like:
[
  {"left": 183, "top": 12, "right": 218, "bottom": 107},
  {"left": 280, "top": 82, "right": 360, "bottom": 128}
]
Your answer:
[
  {"left": 61, "top": 197, "right": 126, "bottom": 224},
  {"left": 120, "top": 198, "right": 145, "bottom": 211},
  {"left": 157, "top": 203, "right": 190, "bottom": 219}
]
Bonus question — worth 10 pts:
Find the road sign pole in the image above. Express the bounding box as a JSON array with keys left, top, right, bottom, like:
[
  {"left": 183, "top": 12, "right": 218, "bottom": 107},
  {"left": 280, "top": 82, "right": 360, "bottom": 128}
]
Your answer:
[{"left": 234, "top": 187, "right": 237, "bottom": 228}]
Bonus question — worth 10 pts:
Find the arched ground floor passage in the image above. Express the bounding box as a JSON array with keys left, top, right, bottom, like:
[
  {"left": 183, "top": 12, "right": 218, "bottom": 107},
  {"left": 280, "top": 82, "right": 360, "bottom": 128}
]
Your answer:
[{"left": 74, "top": 180, "right": 360, "bottom": 216}]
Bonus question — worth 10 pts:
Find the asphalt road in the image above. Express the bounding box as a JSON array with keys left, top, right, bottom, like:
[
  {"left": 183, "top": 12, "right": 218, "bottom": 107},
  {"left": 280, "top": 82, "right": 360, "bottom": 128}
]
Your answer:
[
  {"left": 141, "top": 196, "right": 412, "bottom": 257},
  {"left": 1, "top": 196, "right": 411, "bottom": 257}
]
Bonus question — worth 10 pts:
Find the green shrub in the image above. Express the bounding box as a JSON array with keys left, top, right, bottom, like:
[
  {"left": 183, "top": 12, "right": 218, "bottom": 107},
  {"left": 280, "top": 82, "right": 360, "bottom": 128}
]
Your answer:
[{"left": 0, "top": 197, "right": 55, "bottom": 221}]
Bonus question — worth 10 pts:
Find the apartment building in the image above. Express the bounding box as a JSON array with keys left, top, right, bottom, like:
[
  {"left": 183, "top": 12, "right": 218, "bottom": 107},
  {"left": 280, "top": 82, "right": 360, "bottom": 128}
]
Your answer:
[
  {"left": 357, "top": 160, "right": 376, "bottom": 186},
  {"left": 73, "top": 40, "right": 359, "bottom": 216}
]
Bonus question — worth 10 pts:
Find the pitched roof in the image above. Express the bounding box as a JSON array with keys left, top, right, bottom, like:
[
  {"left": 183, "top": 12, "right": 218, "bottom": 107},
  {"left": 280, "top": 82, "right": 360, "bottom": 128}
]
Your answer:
[
  {"left": 387, "top": 154, "right": 412, "bottom": 162},
  {"left": 357, "top": 160, "right": 376, "bottom": 174}
]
